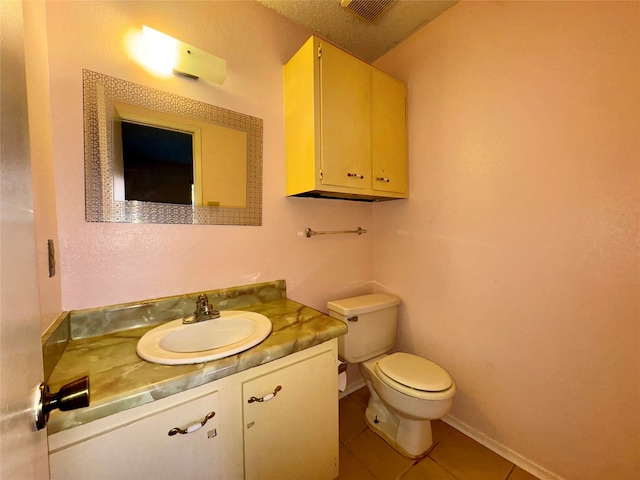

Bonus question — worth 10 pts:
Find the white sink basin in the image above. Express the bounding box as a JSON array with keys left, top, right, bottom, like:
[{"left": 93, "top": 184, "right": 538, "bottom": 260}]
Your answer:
[{"left": 136, "top": 311, "right": 272, "bottom": 365}]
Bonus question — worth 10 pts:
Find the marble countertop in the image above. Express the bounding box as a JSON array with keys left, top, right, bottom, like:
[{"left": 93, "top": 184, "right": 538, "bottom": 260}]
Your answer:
[{"left": 47, "top": 298, "right": 347, "bottom": 435}]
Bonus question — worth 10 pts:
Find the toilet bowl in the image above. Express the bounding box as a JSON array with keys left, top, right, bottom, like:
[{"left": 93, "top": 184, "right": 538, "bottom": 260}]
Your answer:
[
  {"left": 327, "top": 293, "right": 456, "bottom": 458},
  {"left": 359, "top": 353, "right": 455, "bottom": 458}
]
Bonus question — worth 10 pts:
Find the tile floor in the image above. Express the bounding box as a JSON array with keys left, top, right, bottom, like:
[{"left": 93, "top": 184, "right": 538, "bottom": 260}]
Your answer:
[{"left": 338, "top": 387, "right": 539, "bottom": 480}]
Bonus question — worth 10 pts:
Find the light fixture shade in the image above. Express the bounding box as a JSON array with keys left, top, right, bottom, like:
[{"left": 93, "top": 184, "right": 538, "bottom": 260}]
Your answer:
[
  {"left": 174, "top": 41, "right": 227, "bottom": 84},
  {"left": 141, "top": 26, "right": 226, "bottom": 84}
]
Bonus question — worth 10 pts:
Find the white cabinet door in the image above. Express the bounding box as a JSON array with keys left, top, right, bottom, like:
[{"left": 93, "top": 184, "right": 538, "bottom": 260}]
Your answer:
[
  {"left": 49, "top": 391, "right": 221, "bottom": 480},
  {"left": 243, "top": 349, "right": 338, "bottom": 480}
]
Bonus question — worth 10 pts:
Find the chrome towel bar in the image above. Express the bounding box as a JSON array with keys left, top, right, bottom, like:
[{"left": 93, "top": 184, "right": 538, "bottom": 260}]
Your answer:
[{"left": 305, "top": 227, "right": 367, "bottom": 238}]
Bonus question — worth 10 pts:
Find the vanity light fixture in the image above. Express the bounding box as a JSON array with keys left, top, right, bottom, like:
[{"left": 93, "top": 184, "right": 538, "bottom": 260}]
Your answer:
[{"left": 141, "top": 26, "right": 227, "bottom": 84}]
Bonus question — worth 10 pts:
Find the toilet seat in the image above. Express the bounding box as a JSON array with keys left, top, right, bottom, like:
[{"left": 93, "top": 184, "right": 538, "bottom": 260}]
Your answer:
[{"left": 376, "top": 353, "right": 453, "bottom": 399}]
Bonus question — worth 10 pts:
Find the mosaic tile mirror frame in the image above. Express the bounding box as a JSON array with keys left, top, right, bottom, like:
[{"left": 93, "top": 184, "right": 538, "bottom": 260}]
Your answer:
[{"left": 83, "top": 70, "right": 263, "bottom": 225}]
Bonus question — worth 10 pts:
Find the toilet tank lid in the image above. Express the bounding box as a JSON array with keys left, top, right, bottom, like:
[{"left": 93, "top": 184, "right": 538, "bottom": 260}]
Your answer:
[{"left": 327, "top": 293, "right": 400, "bottom": 316}]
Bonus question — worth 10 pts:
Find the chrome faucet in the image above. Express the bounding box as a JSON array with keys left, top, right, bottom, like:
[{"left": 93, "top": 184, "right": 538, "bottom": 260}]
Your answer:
[{"left": 182, "top": 294, "right": 220, "bottom": 324}]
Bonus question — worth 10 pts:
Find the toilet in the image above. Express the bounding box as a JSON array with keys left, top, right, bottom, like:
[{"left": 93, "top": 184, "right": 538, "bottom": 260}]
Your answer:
[{"left": 328, "top": 293, "right": 455, "bottom": 458}]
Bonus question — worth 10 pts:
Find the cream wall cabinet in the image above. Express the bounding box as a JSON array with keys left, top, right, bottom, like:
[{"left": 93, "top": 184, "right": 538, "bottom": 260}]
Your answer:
[
  {"left": 284, "top": 36, "right": 407, "bottom": 201},
  {"left": 48, "top": 340, "right": 339, "bottom": 480}
]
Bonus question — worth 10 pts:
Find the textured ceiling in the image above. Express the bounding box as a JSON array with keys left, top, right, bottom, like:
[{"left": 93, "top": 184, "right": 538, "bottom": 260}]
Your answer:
[{"left": 256, "top": 0, "right": 458, "bottom": 62}]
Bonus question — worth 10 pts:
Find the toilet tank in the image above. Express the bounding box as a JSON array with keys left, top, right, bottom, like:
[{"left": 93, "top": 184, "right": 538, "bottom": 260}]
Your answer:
[{"left": 327, "top": 293, "right": 400, "bottom": 364}]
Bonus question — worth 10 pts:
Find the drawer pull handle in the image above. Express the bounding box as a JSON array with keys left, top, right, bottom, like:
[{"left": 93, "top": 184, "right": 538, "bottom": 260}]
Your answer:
[
  {"left": 376, "top": 177, "right": 390, "bottom": 183},
  {"left": 248, "top": 385, "right": 282, "bottom": 403},
  {"left": 168, "top": 411, "right": 215, "bottom": 436},
  {"left": 347, "top": 173, "right": 364, "bottom": 179}
]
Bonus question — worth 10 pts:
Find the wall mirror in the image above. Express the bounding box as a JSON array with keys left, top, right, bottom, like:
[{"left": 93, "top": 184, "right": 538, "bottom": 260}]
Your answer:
[{"left": 83, "top": 70, "right": 262, "bottom": 225}]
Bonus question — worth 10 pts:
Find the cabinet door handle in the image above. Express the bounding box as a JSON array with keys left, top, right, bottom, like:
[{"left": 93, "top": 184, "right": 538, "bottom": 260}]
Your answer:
[
  {"left": 168, "top": 411, "right": 215, "bottom": 436},
  {"left": 375, "top": 177, "right": 390, "bottom": 183},
  {"left": 347, "top": 173, "right": 364, "bottom": 179},
  {"left": 248, "top": 385, "right": 282, "bottom": 403}
]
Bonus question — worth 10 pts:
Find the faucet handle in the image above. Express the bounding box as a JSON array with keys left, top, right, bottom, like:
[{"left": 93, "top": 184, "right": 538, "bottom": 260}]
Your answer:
[
  {"left": 196, "top": 294, "right": 209, "bottom": 313},
  {"left": 195, "top": 294, "right": 220, "bottom": 320}
]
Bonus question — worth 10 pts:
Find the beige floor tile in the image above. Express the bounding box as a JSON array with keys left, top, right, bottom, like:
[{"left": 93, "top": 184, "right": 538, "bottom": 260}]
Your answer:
[
  {"left": 336, "top": 444, "right": 378, "bottom": 480},
  {"left": 349, "top": 386, "right": 371, "bottom": 409},
  {"left": 400, "top": 458, "right": 458, "bottom": 480},
  {"left": 432, "top": 419, "right": 453, "bottom": 444},
  {"left": 339, "top": 396, "right": 367, "bottom": 442},
  {"left": 507, "top": 466, "right": 540, "bottom": 480},
  {"left": 429, "top": 429, "right": 512, "bottom": 480},
  {"left": 345, "top": 429, "right": 414, "bottom": 480}
]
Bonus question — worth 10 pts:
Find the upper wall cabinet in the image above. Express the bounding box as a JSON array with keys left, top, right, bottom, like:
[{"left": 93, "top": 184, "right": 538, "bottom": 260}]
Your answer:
[{"left": 284, "top": 36, "right": 408, "bottom": 201}]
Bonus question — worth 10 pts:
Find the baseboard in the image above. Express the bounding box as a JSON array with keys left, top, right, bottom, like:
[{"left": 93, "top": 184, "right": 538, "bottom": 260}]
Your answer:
[
  {"left": 442, "top": 415, "right": 564, "bottom": 480},
  {"left": 339, "top": 379, "right": 366, "bottom": 399}
]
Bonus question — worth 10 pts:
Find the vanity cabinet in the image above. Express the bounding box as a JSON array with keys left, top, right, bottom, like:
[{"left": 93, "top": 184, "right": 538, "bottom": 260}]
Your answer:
[
  {"left": 284, "top": 36, "right": 407, "bottom": 201},
  {"left": 48, "top": 340, "right": 339, "bottom": 480}
]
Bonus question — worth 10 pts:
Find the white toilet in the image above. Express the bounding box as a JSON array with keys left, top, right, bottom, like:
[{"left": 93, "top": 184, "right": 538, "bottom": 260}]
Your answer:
[{"left": 328, "top": 293, "right": 456, "bottom": 458}]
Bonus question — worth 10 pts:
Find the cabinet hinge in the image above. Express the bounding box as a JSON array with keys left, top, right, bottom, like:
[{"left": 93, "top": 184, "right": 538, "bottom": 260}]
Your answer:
[
  {"left": 319, "top": 169, "right": 323, "bottom": 179},
  {"left": 318, "top": 46, "right": 322, "bottom": 58}
]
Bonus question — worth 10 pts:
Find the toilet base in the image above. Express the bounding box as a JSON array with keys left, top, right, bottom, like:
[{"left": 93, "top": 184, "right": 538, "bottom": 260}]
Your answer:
[{"left": 364, "top": 393, "right": 434, "bottom": 459}]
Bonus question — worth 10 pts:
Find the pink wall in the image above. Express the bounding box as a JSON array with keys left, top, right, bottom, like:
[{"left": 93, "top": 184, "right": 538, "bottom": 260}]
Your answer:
[
  {"left": 374, "top": 1, "right": 640, "bottom": 479},
  {"left": 43, "top": 1, "right": 374, "bottom": 315}
]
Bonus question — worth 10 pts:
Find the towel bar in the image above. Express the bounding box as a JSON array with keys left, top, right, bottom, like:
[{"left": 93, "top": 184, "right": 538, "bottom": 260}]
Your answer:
[{"left": 304, "top": 227, "right": 367, "bottom": 238}]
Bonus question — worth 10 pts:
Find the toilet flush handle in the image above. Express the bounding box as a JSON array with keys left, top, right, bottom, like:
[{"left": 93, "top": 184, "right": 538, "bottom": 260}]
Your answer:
[{"left": 347, "top": 316, "right": 358, "bottom": 322}]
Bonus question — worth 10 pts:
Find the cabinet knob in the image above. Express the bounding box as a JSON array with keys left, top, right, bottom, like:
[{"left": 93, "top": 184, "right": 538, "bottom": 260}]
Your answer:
[
  {"left": 248, "top": 385, "right": 283, "bottom": 403},
  {"left": 347, "top": 173, "right": 364, "bottom": 179},
  {"left": 375, "top": 177, "right": 390, "bottom": 183}
]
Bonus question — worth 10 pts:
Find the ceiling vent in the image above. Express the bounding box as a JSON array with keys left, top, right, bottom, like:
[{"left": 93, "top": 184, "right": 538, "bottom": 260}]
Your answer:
[{"left": 340, "top": 0, "right": 395, "bottom": 24}]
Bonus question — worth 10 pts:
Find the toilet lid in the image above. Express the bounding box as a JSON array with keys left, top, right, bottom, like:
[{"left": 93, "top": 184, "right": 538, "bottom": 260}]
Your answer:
[{"left": 377, "top": 352, "right": 453, "bottom": 392}]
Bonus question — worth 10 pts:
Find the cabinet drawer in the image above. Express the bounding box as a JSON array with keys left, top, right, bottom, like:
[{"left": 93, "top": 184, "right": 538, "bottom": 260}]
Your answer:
[{"left": 49, "top": 390, "right": 220, "bottom": 480}]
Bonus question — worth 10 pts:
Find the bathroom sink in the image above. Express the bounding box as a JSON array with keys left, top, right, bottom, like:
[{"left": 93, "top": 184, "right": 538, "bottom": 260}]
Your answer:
[{"left": 136, "top": 311, "right": 272, "bottom": 365}]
